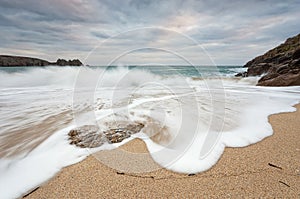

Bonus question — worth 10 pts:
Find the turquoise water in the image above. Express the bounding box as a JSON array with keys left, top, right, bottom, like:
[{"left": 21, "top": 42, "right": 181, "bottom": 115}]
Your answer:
[
  {"left": 0, "top": 65, "right": 245, "bottom": 77},
  {"left": 124, "top": 65, "right": 244, "bottom": 77}
]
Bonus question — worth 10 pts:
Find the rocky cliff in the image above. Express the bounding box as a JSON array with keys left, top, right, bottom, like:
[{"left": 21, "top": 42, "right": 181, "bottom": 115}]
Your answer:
[
  {"left": 0, "top": 55, "right": 83, "bottom": 66},
  {"left": 236, "top": 33, "right": 300, "bottom": 86},
  {"left": 55, "top": 58, "right": 83, "bottom": 66}
]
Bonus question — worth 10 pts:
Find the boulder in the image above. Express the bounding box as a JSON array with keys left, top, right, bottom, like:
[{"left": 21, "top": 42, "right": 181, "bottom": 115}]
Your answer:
[
  {"left": 68, "top": 125, "right": 106, "bottom": 148},
  {"left": 68, "top": 122, "right": 145, "bottom": 148},
  {"left": 257, "top": 72, "right": 300, "bottom": 86}
]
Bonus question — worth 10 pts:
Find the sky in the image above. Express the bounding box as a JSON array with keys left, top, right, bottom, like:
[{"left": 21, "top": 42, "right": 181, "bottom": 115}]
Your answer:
[{"left": 0, "top": 0, "right": 299, "bottom": 65}]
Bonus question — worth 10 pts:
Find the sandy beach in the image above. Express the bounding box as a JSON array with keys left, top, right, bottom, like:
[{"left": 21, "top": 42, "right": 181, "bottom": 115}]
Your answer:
[{"left": 25, "top": 104, "right": 300, "bottom": 198}]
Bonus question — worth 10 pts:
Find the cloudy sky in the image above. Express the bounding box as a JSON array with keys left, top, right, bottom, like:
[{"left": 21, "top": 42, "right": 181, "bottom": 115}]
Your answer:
[{"left": 0, "top": 0, "right": 299, "bottom": 65}]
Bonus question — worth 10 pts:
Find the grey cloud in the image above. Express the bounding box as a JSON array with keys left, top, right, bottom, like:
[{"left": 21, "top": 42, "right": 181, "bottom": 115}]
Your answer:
[
  {"left": 0, "top": 0, "right": 299, "bottom": 65},
  {"left": 0, "top": 0, "right": 94, "bottom": 22},
  {"left": 91, "top": 31, "right": 111, "bottom": 39}
]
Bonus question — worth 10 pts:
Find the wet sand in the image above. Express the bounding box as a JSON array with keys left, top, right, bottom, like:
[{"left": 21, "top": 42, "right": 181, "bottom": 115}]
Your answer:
[{"left": 25, "top": 104, "right": 300, "bottom": 198}]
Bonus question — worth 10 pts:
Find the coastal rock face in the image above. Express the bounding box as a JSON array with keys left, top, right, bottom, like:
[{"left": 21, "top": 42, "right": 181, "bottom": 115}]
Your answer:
[
  {"left": 68, "top": 122, "right": 145, "bottom": 148},
  {"left": 237, "top": 33, "right": 300, "bottom": 86},
  {"left": 55, "top": 59, "right": 83, "bottom": 66},
  {"left": 0, "top": 55, "right": 83, "bottom": 66},
  {"left": 0, "top": 55, "right": 50, "bottom": 66}
]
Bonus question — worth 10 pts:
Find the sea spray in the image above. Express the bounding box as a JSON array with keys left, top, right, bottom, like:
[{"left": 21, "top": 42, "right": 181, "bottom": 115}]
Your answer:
[{"left": 0, "top": 66, "right": 299, "bottom": 198}]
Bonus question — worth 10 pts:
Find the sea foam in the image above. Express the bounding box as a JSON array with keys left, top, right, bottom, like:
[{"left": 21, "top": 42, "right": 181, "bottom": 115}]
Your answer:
[{"left": 0, "top": 66, "right": 299, "bottom": 198}]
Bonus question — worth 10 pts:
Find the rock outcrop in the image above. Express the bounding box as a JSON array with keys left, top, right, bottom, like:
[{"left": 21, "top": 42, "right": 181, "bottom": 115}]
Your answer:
[
  {"left": 0, "top": 55, "right": 83, "bottom": 66},
  {"left": 55, "top": 59, "right": 83, "bottom": 66},
  {"left": 0, "top": 55, "right": 50, "bottom": 66},
  {"left": 236, "top": 33, "right": 300, "bottom": 86},
  {"left": 68, "top": 122, "right": 145, "bottom": 148}
]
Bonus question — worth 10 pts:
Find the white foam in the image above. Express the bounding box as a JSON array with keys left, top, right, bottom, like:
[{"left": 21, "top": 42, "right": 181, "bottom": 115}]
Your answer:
[
  {"left": 131, "top": 82, "right": 299, "bottom": 173},
  {"left": 0, "top": 66, "right": 299, "bottom": 198},
  {"left": 0, "top": 126, "right": 85, "bottom": 199}
]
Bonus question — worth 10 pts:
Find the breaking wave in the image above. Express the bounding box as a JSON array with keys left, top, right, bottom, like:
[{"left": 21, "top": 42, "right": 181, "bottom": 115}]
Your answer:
[{"left": 0, "top": 66, "right": 299, "bottom": 198}]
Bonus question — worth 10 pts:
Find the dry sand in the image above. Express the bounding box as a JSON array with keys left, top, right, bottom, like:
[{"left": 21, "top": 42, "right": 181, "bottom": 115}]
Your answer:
[{"left": 25, "top": 104, "right": 300, "bottom": 198}]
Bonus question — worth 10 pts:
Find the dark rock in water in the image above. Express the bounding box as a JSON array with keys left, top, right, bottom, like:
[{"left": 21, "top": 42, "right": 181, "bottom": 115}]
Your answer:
[
  {"left": 104, "top": 129, "right": 130, "bottom": 144},
  {"left": 68, "top": 125, "right": 106, "bottom": 148},
  {"left": 55, "top": 58, "right": 82, "bottom": 66},
  {"left": 240, "top": 33, "right": 300, "bottom": 86},
  {"left": 104, "top": 123, "right": 144, "bottom": 144},
  {"left": 235, "top": 71, "right": 248, "bottom": 77},
  {"left": 68, "top": 122, "right": 144, "bottom": 148},
  {"left": 0, "top": 55, "right": 83, "bottom": 66}
]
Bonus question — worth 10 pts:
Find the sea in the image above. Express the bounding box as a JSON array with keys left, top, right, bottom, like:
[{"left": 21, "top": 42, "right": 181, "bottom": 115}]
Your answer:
[{"left": 0, "top": 65, "right": 299, "bottom": 198}]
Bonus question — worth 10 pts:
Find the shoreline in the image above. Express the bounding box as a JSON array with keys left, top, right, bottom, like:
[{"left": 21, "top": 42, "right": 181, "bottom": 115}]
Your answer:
[{"left": 25, "top": 104, "right": 300, "bottom": 198}]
